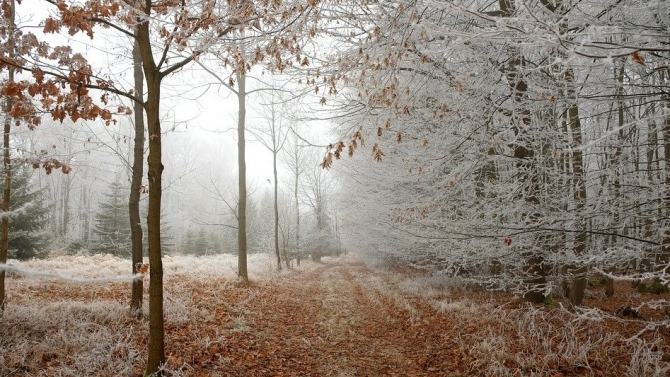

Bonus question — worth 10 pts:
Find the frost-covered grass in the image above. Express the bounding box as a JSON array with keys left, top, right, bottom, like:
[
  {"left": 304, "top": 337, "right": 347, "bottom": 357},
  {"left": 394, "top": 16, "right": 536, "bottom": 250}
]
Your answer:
[
  {"left": 0, "top": 252, "right": 316, "bottom": 376},
  {"left": 452, "top": 305, "right": 670, "bottom": 377},
  {"left": 9, "top": 253, "right": 132, "bottom": 279},
  {"left": 0, "top": 300, "right": 140, "bottom": 376},
  {"left": 7, "top": 252, "right": 283, "bottom": 282}
]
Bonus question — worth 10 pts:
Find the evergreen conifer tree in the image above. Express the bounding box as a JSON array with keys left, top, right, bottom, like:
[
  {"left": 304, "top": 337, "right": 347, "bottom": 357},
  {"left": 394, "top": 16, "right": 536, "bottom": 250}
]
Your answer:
[
  {"left": 180, "top": 227, "right": 197, "bottom": 254},
  {"left": 4, "top": 164, "right": 49, "bottom": 260},
  {"left": 92, "top": 177, "right": 131, "bottom": 257},
  {"left": 193, "top": 229, "right": 210, "bottom": 256},
  {"left": 207, "top": 230, "right": 223, "bottom": 254}
]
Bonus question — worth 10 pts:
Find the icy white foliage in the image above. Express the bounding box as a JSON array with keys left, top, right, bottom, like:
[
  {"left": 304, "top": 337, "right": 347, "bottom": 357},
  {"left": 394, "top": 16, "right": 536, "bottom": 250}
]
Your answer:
[
  {"left": 434, "top": 299, "right": 482, "bottom": 315},
  {"left": 329, "top": 0, "right": 670, "bottom": 301}
]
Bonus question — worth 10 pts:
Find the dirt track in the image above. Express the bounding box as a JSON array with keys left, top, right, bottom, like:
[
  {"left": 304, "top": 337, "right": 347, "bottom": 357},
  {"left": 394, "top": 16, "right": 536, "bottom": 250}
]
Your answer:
[{"left": 164, "top": 260, "right": 464, "bottom": 376}]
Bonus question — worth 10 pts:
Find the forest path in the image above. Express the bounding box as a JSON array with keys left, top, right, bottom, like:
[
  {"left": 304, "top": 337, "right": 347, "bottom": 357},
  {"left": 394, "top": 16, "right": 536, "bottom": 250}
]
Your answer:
[{"left": 164, "top": 259, "right": 465, "bottom": 376}]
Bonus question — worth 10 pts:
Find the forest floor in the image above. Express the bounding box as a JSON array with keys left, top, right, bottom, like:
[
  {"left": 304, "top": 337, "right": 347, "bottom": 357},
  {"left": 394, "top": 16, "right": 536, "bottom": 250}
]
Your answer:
[{"left": 1, "top": 254, "right": 669, "bottom": 376}]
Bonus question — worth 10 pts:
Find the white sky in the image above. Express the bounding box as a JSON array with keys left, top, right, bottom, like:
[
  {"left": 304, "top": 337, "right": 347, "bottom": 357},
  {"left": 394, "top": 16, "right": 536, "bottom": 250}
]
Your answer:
[{"left": 15, "top": 0, "right": 331, "bottom": 186}]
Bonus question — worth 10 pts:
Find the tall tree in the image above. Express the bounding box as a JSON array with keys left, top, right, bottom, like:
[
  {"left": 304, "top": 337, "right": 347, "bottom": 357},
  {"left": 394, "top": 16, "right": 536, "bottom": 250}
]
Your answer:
[
  {"left": 0, "top": 0, "right": 15, "bottom": 312},
  {"left": 237, "top": 71, "right": 249, "bottom": 280},
  {"left": 251, "top": 94, "right": 290, "bottom": 270},
  {"left": 281, "top": 127, "right": 309, "bottom": 266},
  {"left": 129, "top": 31, "right": 146, "bottom": 315},
  {"left": 304, "top": 158, "right": 334, "bottom": 262},
  {"left": 2, "top": 1, "right": 224, "bottom": 371},
  {"left": 195, "top": 0, "right": 327, "bottom": 279}
]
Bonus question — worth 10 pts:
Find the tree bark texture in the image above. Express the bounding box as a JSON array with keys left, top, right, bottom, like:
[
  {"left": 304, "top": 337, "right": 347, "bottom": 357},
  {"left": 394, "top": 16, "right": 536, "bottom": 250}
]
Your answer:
[
  {"left": 136, "top": 8, "right": 165, "bottom": 374},
  {"left": 129, "top": 32, "right": 145, "bottom": 316},
  {"left": 0, "top": 0, "right": 15, "bottom": 313}
]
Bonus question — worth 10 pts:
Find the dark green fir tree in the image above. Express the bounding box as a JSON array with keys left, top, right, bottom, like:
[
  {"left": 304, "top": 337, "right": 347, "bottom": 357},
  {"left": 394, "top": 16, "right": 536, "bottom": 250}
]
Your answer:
[
  {"left": 92, "top": 177, "right": 131, "bottom": 257},
  {"left": 4, "top": 164, "right": 49, "bottom": 260}
]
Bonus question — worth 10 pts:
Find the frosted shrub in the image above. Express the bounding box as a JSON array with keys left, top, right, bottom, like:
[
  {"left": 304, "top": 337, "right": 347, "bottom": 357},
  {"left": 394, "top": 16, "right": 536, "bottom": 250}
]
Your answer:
[{"left": 455, "top": 305, "right": 669, "bottom": 377}]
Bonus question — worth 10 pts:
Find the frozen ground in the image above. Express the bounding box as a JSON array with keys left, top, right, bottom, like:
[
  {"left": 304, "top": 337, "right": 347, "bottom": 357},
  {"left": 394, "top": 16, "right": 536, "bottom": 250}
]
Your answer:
[{"left": 1, "top": 254, "right": 669, "bottom": 376}]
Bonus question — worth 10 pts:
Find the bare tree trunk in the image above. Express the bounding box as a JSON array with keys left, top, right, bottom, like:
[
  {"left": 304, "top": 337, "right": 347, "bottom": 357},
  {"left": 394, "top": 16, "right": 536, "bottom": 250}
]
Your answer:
[
  {"left": 566, "top": 67, "right": 588, "bottom": 307},
  {"left": 137, "top": 16, "right": 165, "bottom": 375},
  {"left": 237, "top": 72, "right": 248, "bottom": 281},
  {"left": 294, "top": 140, "right": 301, "bottom": 267},
  {"left": 62, "top": 173, "right": 71, "bottom": 238},
  {"left": 81, "top": 185, "right": 91, "bottom": 249},
  {"left": 499, "top": 0, "right": 545, "bottom": 303},
  {"left": 144, "top": 76, "right": 164, "bottom": 376},
  {"left": 129, "top": 33, "right": 145, "bottom": 316},
  {"left": 614, "top": 62, "right": 630, "bottom": 286},
  {"left": 0, "top": 0, "right": 14, "bottom": 313},
  {"left": 662, "top": 69, "right": 670, "bottom": 273},
  {"left": 313, "top": 204, "right": 323, "bottom": 263},
  {"left": 273, "top": 148, "right": 285, "bottom": 270},
  {"left": 271, "top": 108, "right": 281, "bottom": 270}
]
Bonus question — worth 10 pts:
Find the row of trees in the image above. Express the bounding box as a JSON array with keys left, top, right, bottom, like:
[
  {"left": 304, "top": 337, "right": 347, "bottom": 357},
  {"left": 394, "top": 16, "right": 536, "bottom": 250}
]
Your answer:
[
  {"left": 326, "top": 0, "right": 669, "bottom": 306},
  {"left": 90, "top": 165, "right": 339, "bottom": 261},
  {"left": 0, "top": 93, "right": 339, "bottom": 263}
]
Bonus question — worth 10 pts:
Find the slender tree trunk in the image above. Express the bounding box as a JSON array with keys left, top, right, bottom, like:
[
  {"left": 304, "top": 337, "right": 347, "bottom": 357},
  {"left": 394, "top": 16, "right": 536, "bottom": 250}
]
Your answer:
[
  {"left": 273, "top": 148, "right": 283, "bottom": 270},
  {"left": 271, "top": 107, "right": 281, "bottom": 270},
  {"left": 662, "top": 69, "right": 670, "bottom": 272},
  {"left": 0, "top": 0, "right": 15, "bottom": 313},
  {"left": 614, "top": 62, "right": 632, "bottom": 283},
  {"left": 237, "top": 72, "right": 248, "bottom": 281},
  {"left": 294, "top": 141, "right": 301, "bottom": 267},
  {"left": 645, "top": 118, "right": 657, "bottom": 252},
  {"left": 566, "top": 67, "right": 588, "bottom": 307},
  {"left": 62, "top": 173, "right": 71, "bottom": 238},
  {"left": 500, "top": 0, "right": 545, "bottom": 303},
  {"left": 137, "top": 14, "right": 165, "bottom": 375},
  {"left": 313, "top": 202, "right": 323, "bottom": 263},
  {"left": 129, "top": 33, "right": 145, "bottom": 316},
  {"left": 145, "top": 75, "right": 164, "bottom": 377},
  {"left": 82, "top": 185, "right": 91, "bottom": 249}
]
